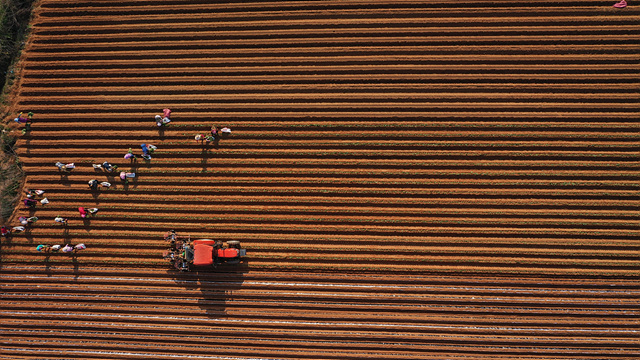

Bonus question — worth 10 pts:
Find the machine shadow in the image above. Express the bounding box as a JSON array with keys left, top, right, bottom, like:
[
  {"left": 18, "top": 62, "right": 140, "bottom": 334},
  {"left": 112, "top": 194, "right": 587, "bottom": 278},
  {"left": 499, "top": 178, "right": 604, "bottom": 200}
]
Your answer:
[{"left": 166, "top": 263, "right": 249, "bottom": 318}]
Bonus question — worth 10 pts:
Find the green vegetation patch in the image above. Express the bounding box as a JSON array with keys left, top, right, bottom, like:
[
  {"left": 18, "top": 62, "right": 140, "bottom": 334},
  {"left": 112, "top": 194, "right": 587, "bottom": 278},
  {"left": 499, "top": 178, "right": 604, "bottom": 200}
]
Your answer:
[
  {"left": 1, "top": 0, "right": 35, "bottom": 98},
  {"left": 0, "top": 0, "right": 35, "bottom": 221},
  {"left": 0, "top": 123, "right": 22, "bottom": 220}
]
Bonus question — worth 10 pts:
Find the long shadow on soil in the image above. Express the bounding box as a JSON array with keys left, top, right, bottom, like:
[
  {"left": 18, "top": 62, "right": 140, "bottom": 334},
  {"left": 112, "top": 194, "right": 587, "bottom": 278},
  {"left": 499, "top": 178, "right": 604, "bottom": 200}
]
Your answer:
[
  {"left": 167, "top": 262, "right": 248, "bottom": 318},
  {"left": 200, "top": 140, "right": 220, "bottom": 172}
]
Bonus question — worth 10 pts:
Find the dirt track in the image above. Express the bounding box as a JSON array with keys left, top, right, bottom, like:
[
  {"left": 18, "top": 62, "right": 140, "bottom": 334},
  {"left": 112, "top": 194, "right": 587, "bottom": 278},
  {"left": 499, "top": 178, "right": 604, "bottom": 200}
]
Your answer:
[{"left": 1, "top": 1, "right": 639, "bottom": 359}]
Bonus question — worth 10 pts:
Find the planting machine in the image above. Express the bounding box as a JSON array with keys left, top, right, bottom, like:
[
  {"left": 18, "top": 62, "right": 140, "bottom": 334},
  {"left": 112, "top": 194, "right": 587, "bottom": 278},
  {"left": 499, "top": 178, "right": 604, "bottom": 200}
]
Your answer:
[{"left": 162, "top": 230, "right": 246, "bottom": 271}]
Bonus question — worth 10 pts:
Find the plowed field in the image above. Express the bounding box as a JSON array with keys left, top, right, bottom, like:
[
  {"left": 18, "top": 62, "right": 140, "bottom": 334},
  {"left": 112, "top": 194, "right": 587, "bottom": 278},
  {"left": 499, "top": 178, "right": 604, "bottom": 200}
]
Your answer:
[{"left": 1, "top": 1, "right": 639, "bottom": 359}]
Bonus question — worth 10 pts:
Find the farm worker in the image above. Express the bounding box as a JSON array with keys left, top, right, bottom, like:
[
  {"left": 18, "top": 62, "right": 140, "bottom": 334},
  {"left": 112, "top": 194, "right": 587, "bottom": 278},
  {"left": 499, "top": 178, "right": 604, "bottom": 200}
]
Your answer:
[
  {"left": 13, "top": 112, "right": 32, "bottom": 123},
  {"left": 50, "top": 245, "right": 61, "bottom": 252},
  {"left": 140, "top": 144, "right": 152, "bottom": 160},
  {"left": 88, "top": 179, "right": 98, "bottom": 190},
  {"left": 78, "top": 207, "right": 88, "bottom": 218},
  {"left": 40, "top": 198, "right": 49, "bottom": 205},
  {"left": 124, "top": 148, "right": 138, "bottom": 161},
  {"left": 92, "top": 163, "right": 102, "bottom": 170},
  {"left": 1, "top": 226, "right": 11, "bottom": 237},
  {"left": 74, "top": 243, "right": 86, "bottom": 252},
  {"left": 162, "top": 250, "right": 175, "bottom": 260},
  {"left": 100, "top": 181, "right": 111, "bottom": 188},
  {"left": 62, "top": 244, "right": 74, "bottom": 253},
  {"left": 56, "top": 162, "right": 74, "bottom": 171},
  {"left": 155, "top": 108, "right": 171, "bottom": 126},
  {"left": 613, "top": 0, "right": 627, "bottom": 7},
  {"left": 102, "top": 161, "right": 116, "bottom": 172},
  {"left": 194, "top": 133, "right": 204, "bottom": 142},
  {"left": 12, "top": 226, "right": 25, "bottom": 232},
  {"left": 154, "top": 115, "right": 170, "bottom": 126},
  {"left": 25, "top": 189, "right": 45, "bottom": 197},
  {"left": 147, "top": 144, "right": 157, "bottom": 153},
  {"left": 23, "top": 198, "right": 38, "bottom": 208},
  {"left": 36, "top": 244, "right": 50, "bottom": 252},
  {"left": 164, "top": 230, "right": 177, "bottom": 241},
  {"left": 88, "top": 208, "right": 99, "bottom": 215},
  {"left": 14, "top": 113, "right": 27, "bottom": 123},
  {"left": 221, "top": 127, "right": 231, "bottom": 134},
  {"left": 119, "top": 171, "right": 136, "bottom": 180},
  {"left": 210, "top": 125, "right": 218, "bottom": 137},
  {"left": 17, "top": 216, "right": 38, "bottom": 227},
  {"left": 205, "top": 134, "right": 215, "bottom": 144},
  {"left": 54, "top": 216, "right": 68, "bottom": 225}
]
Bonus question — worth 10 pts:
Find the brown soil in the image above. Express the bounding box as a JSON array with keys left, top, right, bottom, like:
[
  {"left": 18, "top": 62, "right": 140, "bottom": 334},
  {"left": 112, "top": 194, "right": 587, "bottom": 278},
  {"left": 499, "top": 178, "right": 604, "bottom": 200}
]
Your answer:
[{"left": 1, "top": 1, "right": 639, "bottom": 359}]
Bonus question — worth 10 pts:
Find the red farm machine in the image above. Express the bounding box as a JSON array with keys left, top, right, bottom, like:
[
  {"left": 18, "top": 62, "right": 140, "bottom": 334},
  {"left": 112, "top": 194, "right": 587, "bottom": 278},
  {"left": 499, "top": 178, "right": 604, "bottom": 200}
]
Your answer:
[{"left": 162, "top": 230, "right": 246, "bottom": 271}]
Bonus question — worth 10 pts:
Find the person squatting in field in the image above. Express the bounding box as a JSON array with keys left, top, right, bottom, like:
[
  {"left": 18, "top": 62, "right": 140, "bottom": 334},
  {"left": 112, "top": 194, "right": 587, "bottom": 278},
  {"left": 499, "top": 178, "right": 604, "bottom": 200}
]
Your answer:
[
  {"left": 55, "top": 162, "right": 75, "bottom": 171},
  {"left": 23, "top": 198, "right": 38, "bottom": 209},
  {"left": 141, "top": 143, "right": 157, "bottom": 160},
  {"left": 93, "top": 161, "right": 118, "bottom": 172},
  {"left": 36, "top": 244, "right": 50, "bottom": 252},
  {"left": 1, "top": 226, "right": 11, "bottom": 237},
  {"left": 25, "top": 189, "right": 45, "bottom": 198},
  {"left": 195, "top": 125, "right": 230, "bottom": 144},
  {"left": 19, "top": 216, "right": 38, "bottom": 225},
  {"left": 78, "top": 207, "right": 99, "bottom": 218},
  {"left": 13, "top": 112, "right": 33, "bottom": 124},
  {"left": 124, "top": 148, "right": 138, "bottom": 162},
  {"left": 119, "top": 171, "right": 136, "bottom": 183},
  {"left": 103, "top": 161, "right": 117, "bottom": 172},
  {"left": 155, "top": 108, "right": 171, "bottom": 126},
  {"left": 613, "top": 0, "right": 628, "bottom": 7},
  {"left": 14, "top": 112, "right": 34, "bottom": 133},
  {"left": 88, "top": 179, "right": 110, "bottom": 189}
]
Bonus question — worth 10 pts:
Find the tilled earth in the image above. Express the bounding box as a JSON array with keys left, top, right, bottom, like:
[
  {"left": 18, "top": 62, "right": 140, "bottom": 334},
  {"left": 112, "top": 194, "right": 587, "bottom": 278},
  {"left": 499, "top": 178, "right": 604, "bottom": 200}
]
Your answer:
[{"left": 1, "top": 1, "right": 639, "bottom": 359}]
